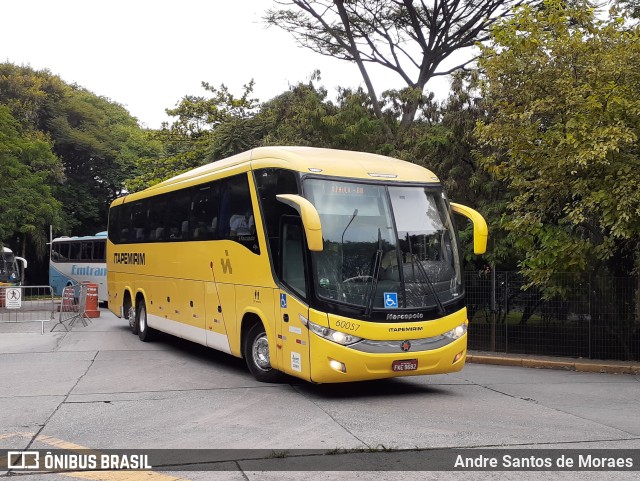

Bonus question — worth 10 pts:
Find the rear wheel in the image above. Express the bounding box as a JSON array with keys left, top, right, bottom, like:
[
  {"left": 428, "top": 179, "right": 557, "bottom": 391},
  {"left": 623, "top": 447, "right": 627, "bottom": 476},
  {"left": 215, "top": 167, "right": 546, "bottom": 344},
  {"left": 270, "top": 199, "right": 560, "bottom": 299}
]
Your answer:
[
  {"left": 136, "top": 299, "right": 153, "bottom": 342},
  {"left": 124, "top": 296, "right": 136, "bottom": 334},
  {"left": 243, "top": 323, "right": 281, "bottom": 383}
]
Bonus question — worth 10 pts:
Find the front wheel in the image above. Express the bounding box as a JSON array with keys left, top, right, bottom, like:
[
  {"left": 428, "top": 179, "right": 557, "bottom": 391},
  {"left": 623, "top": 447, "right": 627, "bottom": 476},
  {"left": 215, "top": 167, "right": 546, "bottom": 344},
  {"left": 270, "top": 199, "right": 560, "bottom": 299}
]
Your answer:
[
  {"left": 136, "top": 299, "right": 154, "bottom": 342},
  {"left": 243, "top": 323, "right": 281, "bottom": 383}
]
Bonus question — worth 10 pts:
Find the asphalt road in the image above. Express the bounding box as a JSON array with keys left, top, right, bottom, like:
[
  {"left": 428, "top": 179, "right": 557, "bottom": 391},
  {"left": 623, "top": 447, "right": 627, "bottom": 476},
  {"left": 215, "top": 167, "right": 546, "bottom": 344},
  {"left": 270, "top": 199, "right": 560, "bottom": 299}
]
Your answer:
[{"left": 1, "top": 308, "right": 639, "bottom": 480}]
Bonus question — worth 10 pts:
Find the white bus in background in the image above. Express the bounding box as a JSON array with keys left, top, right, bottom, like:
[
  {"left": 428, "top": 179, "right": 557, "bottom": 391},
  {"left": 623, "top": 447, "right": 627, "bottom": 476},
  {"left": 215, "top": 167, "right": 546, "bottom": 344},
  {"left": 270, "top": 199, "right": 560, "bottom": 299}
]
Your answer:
[
  {"left": 0, "top": 247, "right": 27, "bottom": 286},
  {"left": 49, "top": 232, "right": 108, "bottom": 303}
]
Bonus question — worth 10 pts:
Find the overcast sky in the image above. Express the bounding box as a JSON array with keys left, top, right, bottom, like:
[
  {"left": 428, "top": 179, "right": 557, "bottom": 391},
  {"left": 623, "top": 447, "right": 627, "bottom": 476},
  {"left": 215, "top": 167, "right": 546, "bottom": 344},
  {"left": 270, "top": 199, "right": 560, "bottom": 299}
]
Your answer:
[{"left": 1, "top": 0, "right": 455, "bottom": 129}]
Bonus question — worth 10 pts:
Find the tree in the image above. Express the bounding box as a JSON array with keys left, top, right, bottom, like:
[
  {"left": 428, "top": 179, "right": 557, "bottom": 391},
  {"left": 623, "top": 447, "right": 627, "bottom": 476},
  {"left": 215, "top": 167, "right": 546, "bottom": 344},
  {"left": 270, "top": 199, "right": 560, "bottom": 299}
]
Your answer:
[
  {"left": 265, "top": 0, "right": 527, "bottom": 134},
  {"left": 127, "top": 82, "right": 262, "bottom": 191},
  {"left": 0, "top": 105, "right": 63, "bottom": 256},
  {"left": 476, "top": 0, "right": 640, "bottom": 287},
  {"left": 0, "top": 63, "right": 154, "bottom": 235}
]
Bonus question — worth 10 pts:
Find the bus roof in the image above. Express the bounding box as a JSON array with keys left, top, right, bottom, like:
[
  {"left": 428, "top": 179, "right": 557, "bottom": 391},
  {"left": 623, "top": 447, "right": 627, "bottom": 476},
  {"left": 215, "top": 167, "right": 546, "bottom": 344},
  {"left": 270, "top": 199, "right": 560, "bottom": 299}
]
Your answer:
[
  {"left": 118, "top": 147, "right": 441, "bottom": 204},
  {"left": 52, "top": 232, "right": 107, "bottom": 243}
]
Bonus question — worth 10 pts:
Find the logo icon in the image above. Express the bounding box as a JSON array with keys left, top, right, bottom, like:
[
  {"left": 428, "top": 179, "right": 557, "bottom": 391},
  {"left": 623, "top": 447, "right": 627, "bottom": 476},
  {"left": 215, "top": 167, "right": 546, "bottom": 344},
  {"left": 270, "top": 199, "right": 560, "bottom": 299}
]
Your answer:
[
  {"left": 383, "top": 292, "right": 398, "bottom": 309},
  {"left": 7, "top": 451, "right": 39, "bottom": 469},
  {"left": 280, "top": 293, "right": 287, "bottom": 308},
  {"left": 400, "top": 340, "right": 412, "bottom": 352}
]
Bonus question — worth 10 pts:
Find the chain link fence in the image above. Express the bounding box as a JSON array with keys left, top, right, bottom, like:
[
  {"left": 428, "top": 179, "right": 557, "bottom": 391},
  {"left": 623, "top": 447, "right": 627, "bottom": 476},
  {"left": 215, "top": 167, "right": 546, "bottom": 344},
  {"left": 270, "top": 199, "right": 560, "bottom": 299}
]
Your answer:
[{"left": 465, "top": 271, "right": 640, "bottom": 361}]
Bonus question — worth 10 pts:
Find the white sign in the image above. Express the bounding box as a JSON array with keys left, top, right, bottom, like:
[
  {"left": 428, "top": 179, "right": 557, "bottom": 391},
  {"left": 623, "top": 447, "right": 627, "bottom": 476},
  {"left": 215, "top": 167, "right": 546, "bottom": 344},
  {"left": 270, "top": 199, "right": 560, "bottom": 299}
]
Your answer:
[
  {"left": 291, "top": 352, "right": 302, "bottom": 372},
  {"left": 5, "top": 287, "right": 22, "bottom": 309}
]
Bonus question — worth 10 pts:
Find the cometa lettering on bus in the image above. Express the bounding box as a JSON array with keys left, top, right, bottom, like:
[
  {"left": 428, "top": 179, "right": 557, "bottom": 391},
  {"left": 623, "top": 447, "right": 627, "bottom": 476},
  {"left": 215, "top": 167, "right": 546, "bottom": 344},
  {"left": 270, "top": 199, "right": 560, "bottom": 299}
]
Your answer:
[{"left": 113, "top": 253, "right": 146, "bottom": 265}]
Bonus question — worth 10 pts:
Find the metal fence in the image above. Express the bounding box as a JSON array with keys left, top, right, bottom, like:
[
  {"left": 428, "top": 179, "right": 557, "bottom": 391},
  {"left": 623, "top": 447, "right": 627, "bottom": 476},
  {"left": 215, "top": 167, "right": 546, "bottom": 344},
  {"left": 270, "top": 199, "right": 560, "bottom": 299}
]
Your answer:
[
  {"left": 465, "top": 271, "right": 640, "bottom": 362},
  {"left": 0, "top": 284, "right": 90, "bottom": 334},
  {"left": 0, "top": 285, "right": 55, "bottom": 334},
  {"left": 50, "top": 284, "right": 90, "bottom": 332}
]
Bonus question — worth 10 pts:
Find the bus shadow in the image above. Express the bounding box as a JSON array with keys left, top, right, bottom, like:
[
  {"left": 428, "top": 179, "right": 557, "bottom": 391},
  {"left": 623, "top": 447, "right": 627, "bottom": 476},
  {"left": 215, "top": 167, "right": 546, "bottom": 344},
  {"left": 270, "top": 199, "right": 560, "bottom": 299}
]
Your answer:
[
  {"left": 290, "top": 377, "right": 453, "bottom": 399},
  {"left": 116, "top": 328, "right": 456, "bottom": 396},
  {"left": 130, "top": 330, "right": 250, "bottom": 376}
]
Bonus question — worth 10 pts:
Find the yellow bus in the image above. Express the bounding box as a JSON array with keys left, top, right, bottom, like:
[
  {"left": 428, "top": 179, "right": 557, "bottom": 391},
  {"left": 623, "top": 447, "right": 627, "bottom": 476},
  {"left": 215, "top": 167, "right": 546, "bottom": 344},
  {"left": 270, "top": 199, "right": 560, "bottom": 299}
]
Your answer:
[{"left": 107, "top": 147, "right": 487, "bottom": 383}]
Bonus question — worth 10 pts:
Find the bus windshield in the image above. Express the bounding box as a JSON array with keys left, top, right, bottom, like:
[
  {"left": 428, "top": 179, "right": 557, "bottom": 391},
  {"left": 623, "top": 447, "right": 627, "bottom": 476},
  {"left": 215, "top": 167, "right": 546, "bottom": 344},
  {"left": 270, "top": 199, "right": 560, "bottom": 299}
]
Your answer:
[
  {"left": 0, "top": 249, "right": 21, "bottom": 285},
  {"left": 304, "top": 178, "right": 462, "bottom": 313}
]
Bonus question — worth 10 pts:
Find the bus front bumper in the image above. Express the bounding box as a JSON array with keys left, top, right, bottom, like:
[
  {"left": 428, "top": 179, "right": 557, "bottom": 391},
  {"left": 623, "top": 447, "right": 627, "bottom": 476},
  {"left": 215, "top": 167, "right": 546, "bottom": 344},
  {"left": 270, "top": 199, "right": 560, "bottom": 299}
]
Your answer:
[{"left": 308, "top": 334, "right": 467, "bottom": 383}]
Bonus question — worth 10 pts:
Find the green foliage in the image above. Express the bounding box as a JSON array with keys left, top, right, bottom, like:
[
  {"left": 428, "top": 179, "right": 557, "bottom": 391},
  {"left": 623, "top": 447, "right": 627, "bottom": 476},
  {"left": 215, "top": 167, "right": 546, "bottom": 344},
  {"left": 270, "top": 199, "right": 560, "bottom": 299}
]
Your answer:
[
  {"left": 0, "top": 105, "right": 62, "bottom": 256},
  {"left": 0, "top": 63, "right": 152, "bottom": 236},
  {"left": 128, "top": 76, "right": 394, "bottom": 191},
  {"left": 126, "top": 81, "right": 262, "bottom": 191},
  {"left": 476, "top": 0, "right": 640, "bottom": 286}
]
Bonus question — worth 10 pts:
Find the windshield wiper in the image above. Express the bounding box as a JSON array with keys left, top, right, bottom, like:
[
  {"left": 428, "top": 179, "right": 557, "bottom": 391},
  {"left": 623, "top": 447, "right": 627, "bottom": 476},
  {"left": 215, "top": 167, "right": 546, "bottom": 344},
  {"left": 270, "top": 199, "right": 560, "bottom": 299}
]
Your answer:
[
  {"left": 340, "top": 209, "right": 359, "bottom": 277},
  {"left": 410, "top": 253, "right": 446, "bottom": 315},
  {"left": 406, "top": 234, "right": 446, "bottom": 315},
  {"left": 364, "top": 228, "right": 383, "bottom": 318}
]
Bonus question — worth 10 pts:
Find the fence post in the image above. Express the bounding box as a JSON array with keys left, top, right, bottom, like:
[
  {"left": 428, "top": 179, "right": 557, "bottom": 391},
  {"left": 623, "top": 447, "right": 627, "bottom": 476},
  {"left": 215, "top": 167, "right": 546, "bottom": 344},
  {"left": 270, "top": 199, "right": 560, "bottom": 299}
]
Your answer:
[
  {"left": 588, "top": 273, "right": 593, "bottom": 359},
  {"left": 490, "top": 265, "right": 497, "bottom": 352},
  {"left": 504, "top": 271, "right": 509, "bottom": 353}
]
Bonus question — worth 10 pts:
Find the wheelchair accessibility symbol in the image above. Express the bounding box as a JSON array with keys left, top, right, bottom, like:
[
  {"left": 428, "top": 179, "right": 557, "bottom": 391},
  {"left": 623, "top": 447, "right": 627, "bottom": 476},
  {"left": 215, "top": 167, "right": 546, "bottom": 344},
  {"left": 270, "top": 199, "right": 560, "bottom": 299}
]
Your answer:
[
  {"left": 383, "top": 292, "right": 398, "bottom": 309},
  {"left": 280, "top": 293, "right": 287, "bottom": 309}
]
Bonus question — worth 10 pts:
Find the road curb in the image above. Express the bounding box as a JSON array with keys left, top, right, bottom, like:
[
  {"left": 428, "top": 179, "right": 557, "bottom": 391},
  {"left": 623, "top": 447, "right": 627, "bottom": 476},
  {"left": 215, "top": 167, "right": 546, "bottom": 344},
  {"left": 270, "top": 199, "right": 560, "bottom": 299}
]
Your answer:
[{"left": 466, "top": 352, "right": 640, "bottom": 375}]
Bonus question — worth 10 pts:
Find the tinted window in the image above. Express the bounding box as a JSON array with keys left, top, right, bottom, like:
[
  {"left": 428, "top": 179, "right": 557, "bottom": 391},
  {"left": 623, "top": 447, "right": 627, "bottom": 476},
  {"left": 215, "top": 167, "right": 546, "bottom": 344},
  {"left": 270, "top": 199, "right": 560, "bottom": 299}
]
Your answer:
[
  {"left": 190, "top": 184, "right": 219, "bottom": 240},
  {"left": 163, "top": 190, "right": 191, "bottom": 241},
  {"left": 94, "top": 240, "right": 106, "bottom": 261},
  {"left": 108, "top": 206, "right": 120, "bottom": 242},
  {"left": 118, "top": 204, "right": 132, "bottom": 244},
  {"left": 69, "top": 243, "right": 81, "bottom": 260},
  {"left": 147, "top": 196, "right": 167, "bottom": 242},
  {"left": 220, "top": 174, "right": 259, "bottom": 254},
  {"left": 282, "top": 221, "right": 307, "bottom": 298},
  {"left": 52, "top": 242, "right": 69, "bottom": 261},
  {"left": 131, "top": 201, "right": 148, "bottom": 243},
  {"left": 80, "top": 241, "right": 93, "bottom": 260},
  {"left": 255, "top": 168, "right": 299, "bottom": 272}
]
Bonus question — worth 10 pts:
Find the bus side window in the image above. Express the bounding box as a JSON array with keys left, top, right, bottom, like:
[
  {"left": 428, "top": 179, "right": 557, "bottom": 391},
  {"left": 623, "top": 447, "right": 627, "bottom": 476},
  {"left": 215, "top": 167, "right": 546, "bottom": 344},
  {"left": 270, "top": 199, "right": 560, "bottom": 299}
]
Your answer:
[
  {"left": 148, "top": 196, "right": 167, "bottom": 242},
  {"left": 131, "top": 201, "right": 148, "bottom": 243},
  {"left": 119, "top": 204, "right": 133, "bottom": 244},
  {"left": 94, "top": 240, "right": 106, "bottom": 261},
  {"left": 58, "top": 243, "right": 69, "bottom": 261},
  {"left": 190, "top": 184, "right": 219, "bottom": 240},
  {"left": 281, "top": 219, "right": 307, "bottom": 299},
  {"left": 163, "top": 190, "right": 190, "bottom": 242},
  {"left": 51, "top": 243, "right": 61, "bottom": 261},
  {"left": 69, "top": 243, "right": 81, "bottom": 260},
  {"left": 220, "top": 174, "right": 260, "bottom": 254},
  {"left": 254, "top": 168, "right": 299, "bottom": 275},
  {"left": 81, "top": 241, "right": 93, "bottom": 260}
]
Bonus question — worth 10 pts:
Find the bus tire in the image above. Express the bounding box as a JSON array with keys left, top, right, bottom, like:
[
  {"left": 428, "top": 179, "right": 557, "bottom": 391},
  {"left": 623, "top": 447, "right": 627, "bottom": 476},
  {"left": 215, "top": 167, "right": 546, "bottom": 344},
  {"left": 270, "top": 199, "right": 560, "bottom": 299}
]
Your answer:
[
  {"left": 124, "top": 296, "right": 136, "bottom": 334},
  {"left": 136, "top": 299, "right": 154, "bottom": 342},
  {"left": 243, "top": 323, "right": 281, "bottom": 383}
]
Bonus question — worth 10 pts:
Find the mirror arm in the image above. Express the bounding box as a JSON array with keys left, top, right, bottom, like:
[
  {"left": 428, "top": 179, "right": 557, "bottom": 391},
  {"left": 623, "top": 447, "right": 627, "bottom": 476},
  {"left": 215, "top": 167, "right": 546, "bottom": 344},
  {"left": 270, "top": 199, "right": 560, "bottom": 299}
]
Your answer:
[
  {"left": 276, "top": 194, "right": 324, "bottom": 252},
  {"left": 450, "top": 203, "right": 488, "bottom": 255}
]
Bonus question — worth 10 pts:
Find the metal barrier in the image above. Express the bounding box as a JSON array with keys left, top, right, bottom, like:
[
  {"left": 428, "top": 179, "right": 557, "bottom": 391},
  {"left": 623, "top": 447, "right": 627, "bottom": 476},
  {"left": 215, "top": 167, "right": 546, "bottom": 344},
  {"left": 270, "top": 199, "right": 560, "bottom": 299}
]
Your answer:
[
  {"left": 0, "top": 285, "right": 56, "bottom": 334},
  {"left": 50, "top": 284, "right": 90, "bottom": 332}
]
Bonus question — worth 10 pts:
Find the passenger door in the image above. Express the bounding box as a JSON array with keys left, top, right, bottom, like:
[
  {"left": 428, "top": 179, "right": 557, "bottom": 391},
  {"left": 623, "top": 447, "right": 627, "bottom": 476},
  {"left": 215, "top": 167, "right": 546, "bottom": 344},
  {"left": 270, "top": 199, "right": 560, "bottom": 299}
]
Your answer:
[{"left": 276, "top": 218, "right": 311, "bottom": 380}]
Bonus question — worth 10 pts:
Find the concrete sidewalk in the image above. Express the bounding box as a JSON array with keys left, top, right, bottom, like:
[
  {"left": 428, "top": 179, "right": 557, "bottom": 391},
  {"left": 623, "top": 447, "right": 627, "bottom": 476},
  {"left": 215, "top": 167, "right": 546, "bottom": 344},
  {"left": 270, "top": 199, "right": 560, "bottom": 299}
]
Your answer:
[{"left": 467, "top": 350, "right": 640, "bottom": 375}]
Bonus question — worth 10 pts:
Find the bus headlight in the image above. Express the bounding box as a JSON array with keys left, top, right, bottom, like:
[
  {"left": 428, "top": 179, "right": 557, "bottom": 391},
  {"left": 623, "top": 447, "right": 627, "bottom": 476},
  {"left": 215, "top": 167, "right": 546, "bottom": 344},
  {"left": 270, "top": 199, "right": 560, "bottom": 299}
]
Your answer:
[
  {"left": 443, "top": 323, "right": 467, "bottom": 340},
  {"left": 308, "top": 320, "right": 362, "bottom": 346}
]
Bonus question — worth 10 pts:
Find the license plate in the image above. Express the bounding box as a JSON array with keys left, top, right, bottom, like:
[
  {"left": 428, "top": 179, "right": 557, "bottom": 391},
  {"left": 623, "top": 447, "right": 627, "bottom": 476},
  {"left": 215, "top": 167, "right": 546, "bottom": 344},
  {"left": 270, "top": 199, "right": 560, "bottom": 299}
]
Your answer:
[{"left": 392, "top": 359, "right": 418, "bottom": 372}]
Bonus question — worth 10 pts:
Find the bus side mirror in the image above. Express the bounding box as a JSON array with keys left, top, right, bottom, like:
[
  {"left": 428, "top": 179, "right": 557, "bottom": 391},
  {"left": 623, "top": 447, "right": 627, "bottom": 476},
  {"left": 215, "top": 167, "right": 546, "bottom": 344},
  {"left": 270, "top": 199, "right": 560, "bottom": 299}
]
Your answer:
[
  {"left": 276, "top": 194, "right": 324, "bottom": 252},
  {"left": 15, "top": 257, "right": 27, "bottom": 269},
  {"left": 450, "top": 203, "right": 488, "bottom": 255}
]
